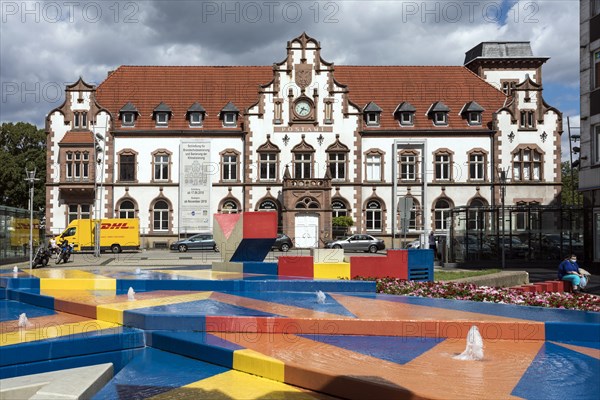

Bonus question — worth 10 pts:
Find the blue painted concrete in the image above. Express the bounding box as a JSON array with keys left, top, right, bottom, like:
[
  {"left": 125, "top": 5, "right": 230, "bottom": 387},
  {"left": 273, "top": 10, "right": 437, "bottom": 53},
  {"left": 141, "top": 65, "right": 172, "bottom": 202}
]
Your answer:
[
  {"left": 1, "top": 348, "right": 143, "bottom": 380},
  {"left": 1, "top": 326, "right": 144, "bottom": 369},
  {"left": 243, "top": 262, "right": 278, "bottom": 275},
  {"left": 230, "top": 238, "right": 275, "bottom": 262},
  {"left": 0, "top": 299, "right": 55, "bottom": 322},
  {"left": 299, "top": 334, "right": 444, "bottom": 365},
  {"left": 407, "top": 249, "right": 434, "bottom": 281},
  {"left": 123, "top": 299, "right": 280, "bottom": 330},
  {"left": 546, "top": 322, "right": 600, "bottom": 344},
  {"left": 93, "top": 348, "right": 229, "bottom": 400},
  {"left": 227, "top": 291, "right": 357, "bottom": 318},
  {"left": 149, "top": 331, "right": 244, "bottom": 369},
  {"left": 512, "top": 342, "right": 600, "bottom": 400}
]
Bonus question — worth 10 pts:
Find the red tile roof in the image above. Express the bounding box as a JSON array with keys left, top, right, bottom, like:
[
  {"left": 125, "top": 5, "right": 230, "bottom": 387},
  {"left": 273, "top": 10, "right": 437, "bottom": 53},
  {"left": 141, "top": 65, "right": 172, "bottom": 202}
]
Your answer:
[
  {"left": 59, "top": 130, "right": 95, "bottom": 144},
  {"left": 95, "top": 65, "right": 506, "bottom": 131},
  {"left": 335, "top": 66, "right": 507, "bottom": 130}
]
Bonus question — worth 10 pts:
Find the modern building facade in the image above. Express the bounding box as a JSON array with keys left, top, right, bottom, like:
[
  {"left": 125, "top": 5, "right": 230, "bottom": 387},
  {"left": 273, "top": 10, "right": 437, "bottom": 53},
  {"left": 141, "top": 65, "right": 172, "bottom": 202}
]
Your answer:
[
  {"left": 580, "top": 0, "right": 600, "bottom": 269},
  {"left": 45, "top": 33, "right": 562, "bottom": 249}
]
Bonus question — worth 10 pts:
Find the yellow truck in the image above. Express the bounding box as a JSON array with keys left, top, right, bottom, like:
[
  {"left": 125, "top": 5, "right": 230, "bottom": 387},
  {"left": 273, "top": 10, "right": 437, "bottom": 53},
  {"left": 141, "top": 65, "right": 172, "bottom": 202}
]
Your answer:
[{"left": 58, "top": 218, "right": 140, "bottom": 253}]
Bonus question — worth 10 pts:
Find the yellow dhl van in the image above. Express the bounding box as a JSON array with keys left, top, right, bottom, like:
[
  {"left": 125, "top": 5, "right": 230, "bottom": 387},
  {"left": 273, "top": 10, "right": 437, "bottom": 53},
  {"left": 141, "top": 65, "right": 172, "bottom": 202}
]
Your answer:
[{"left": 58, "top": 218, "right": 140, "bottom": 253}]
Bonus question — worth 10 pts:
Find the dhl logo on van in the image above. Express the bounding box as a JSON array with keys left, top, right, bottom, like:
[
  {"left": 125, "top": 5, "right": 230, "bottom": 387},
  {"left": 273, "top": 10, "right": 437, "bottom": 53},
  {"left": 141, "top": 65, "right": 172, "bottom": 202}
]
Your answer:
[{"left": 101, "top": 222, "right": 132, "bottom": 230}]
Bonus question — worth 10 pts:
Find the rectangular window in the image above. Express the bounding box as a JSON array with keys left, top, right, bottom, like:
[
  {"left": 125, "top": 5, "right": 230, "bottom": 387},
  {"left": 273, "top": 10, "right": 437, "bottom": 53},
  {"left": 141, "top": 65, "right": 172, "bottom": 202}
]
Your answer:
[
  {"left": 400, "top": 112, "right": 413, "bottom": 126},
  {"left": 73, "top": 113, "right": 79, "bottom": 128},
  {"left": 294, "top": 153, "right": 311, "bottom": 179},
  {"left": 189, "top": 112, "right": 202, "bottom": 126},
  {"left": 223, "top": 154, "right": 237, "bottom": 181},
  {"left": 513, "top": 148, "right": 542, "bottom": 181},
  {"left": 82, "top": 112, "right": 87, "bottom": 128},
  {"left": 400, "top": 154, "right": 416, "bottom": 180},
  {"left": 435, "top": 209, "right": 449, "bottom": 230},
  {"left": 324, "top": 102, "right": 333, "bottom": 123},
  {"left": 224, "top": 113, "right": 236, "bottom": 126},
  {"left": 68, "top": 205, "right": 78, "bottom": 224},
  {"left": 366, "top": 154, "right": 381, "bottom": 181},
  {"left": 366, "top": 113, "right": 379, "bottom": 126},
  {"left": 595, "top": 51, "right": 600, "bottom": 90},
  {"left": 434, "top": 112, "right": 447, "bottom": 125},
  {"left": 260, "top": 153, "right": 277, "bottom": 180},
  {"left": 520, "top": 111, "right": 535, "bottom": 128},
  {"left": 119, "top": 154, "right": 136, "bottom": 181},
  {"left": 66, "top": 152, "right": 73, "bottom": 179},
  {"left": 328, "top": 153, "right": 346, "bottom": 180},
  {"left": 434, "top": 154, "right": 450, "bottom": 180},
  {"left": 80, "top": 204, "right": 90, "bottom": 220},
  {"left": 122, "top": 113, "right": 135, "bottom": 126},
  {"left": 469, "top": 112, "right": 481, "bottom": 125},
  {"left": 156, "top": 113, "right": 168, "bottom": 126},
  {"left": 595, "top": 125, "right": 600, "bottom": 164},
  {"left": 469, "top": 153, "right": 485, "bottom": 180},
  {"left": 154, "top": 154, "right": 169, "bottom": 180}
]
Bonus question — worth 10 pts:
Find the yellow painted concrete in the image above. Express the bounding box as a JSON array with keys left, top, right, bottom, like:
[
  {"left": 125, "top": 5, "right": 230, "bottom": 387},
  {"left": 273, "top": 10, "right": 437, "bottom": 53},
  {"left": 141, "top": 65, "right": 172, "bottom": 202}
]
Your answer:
[
  {"left": 1, "top": 320, "right": 119, "bottom": 346},
  {"left": 149, "top": 370, "right": 318, "bottom": 400},
  {"left": 28, "top": 269, "right": 116, "bottom": 291},
  {"left": 313, "top": 262, "right": 350, "bottom": 279},
  {"left": 233, "top": 349, "right": 285, "bottom": 382},
  {"left": 97, "top": 292, "right": 212, "bottom": 324}
]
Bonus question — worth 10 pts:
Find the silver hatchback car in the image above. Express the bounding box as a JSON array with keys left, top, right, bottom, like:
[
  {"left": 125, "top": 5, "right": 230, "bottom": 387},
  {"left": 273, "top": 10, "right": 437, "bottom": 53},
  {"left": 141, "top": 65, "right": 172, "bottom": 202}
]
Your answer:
[
  {"left": 170, "top": 233, "right": 218, "bottom": 252},
  {"left": 325, "top": 234, "right": 385, "bottom": 253}
]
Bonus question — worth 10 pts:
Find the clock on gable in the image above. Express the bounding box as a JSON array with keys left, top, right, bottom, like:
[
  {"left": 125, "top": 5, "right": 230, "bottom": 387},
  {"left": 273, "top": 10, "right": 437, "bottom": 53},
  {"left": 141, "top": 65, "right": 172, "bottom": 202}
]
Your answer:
[{"left": 293, "top": 98, "right": 314, "bottom": 120}]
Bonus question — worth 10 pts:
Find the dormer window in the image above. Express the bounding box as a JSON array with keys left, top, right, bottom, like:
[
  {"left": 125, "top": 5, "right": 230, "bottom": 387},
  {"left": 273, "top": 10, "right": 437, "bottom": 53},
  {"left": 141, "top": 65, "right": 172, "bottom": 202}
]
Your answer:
[
  {"left": 460, "top": 101, "right": 484, "bottom": 126},
  {"left": 122, "top": 113, "right": 135, "bottom": 126},
  {"left": 468, "top": 112, "right": 481, "bottom": 125},
  {"left": 153, "top": 102, "right": 172, "bottom": 127},
  {"left": 363, "top": 102, "right": 382, "bottom": 127},
  {"left": 428, "top": 101, "right": 450, "bottom": 126},
  {"left": 394, "top": 102, "right": 416, "bottom": 127},
  {"left": 156, "top": 112, "right": 168, "bottom": 126},
  {"left": 220, "top": 101, "right": 239, "bottom": 127},
  {"left": 434, "top": 112, "right": 447, "bottom": 125},
  {"left": 366, "top": 112, "right": 379, "bottom": 126},
  {"left": 400, "top": 112, "right": 413, "bottom": 125},
  {"left": 187, "top": 102, "right": 206, "bottom": 127},
  {"left": 223, "top": 112, "right": 236, "bottom": 126},
  {"left": 189, "top": 112, "right": 202, "bottom": 126},
  {"left": 119, "top": 102, "right": 139, "bottom": 127}
]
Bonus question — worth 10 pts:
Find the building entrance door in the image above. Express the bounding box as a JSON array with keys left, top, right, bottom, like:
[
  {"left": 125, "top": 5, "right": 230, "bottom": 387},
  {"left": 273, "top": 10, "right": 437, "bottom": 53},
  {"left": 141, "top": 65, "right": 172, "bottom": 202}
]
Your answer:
[{"left": 295, "top": 214, "right": 319, "bottom": 248}]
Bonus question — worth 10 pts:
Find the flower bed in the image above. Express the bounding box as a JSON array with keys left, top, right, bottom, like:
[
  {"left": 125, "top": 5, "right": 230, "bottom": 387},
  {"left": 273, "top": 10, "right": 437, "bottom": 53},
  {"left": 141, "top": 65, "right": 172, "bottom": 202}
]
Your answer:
[{"left": 352, "top": 277, "right": 600, "bottom": 313}]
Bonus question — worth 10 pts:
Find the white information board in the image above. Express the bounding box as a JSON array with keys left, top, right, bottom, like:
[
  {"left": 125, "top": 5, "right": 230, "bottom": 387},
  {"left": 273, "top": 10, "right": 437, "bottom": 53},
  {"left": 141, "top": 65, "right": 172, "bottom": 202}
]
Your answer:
[{"left": 179, "top": 140, "right": 212, "bottom": 232}]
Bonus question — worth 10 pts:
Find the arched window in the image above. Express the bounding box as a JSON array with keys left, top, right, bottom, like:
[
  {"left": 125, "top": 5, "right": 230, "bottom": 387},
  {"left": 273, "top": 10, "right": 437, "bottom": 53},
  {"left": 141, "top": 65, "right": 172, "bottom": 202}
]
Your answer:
[
  {"left": 434, "top": 199, "right": 452, "bottom": 231},
  {"left": 222, "top": 200, "right": 238, "bottom": 214},
  {"left": 365, "top": 200, "right": 382, "bottom": 231},
  {"left": 258, "top": 200, "right": 278, "bottom": 211},
  {"left": 332, "top": 200, "right": 348, "bottom": 218},
  {"left": 118, "top": 200, "right": 135, "bottom": 219},
  {"left": 296, "top": 197, "right": 319, "bottom": 209},
  {"left": 468, "top": 198, "right": 486, "bottom": 231},
  {"left": 408, "top": 198, "right": 421, "bottom": 230},
  {"left": 153, "top": 200, "right": 169, "bottom": 231}
]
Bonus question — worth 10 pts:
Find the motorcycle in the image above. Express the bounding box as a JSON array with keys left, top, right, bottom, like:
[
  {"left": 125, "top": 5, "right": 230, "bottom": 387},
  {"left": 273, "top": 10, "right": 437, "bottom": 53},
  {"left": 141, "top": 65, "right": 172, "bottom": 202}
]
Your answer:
[
  {"left": 32, "top": 245, "right": 51, "bottom": 268},
  {"left": 55, "top": 243, "right": 73, "bottom": 264}
]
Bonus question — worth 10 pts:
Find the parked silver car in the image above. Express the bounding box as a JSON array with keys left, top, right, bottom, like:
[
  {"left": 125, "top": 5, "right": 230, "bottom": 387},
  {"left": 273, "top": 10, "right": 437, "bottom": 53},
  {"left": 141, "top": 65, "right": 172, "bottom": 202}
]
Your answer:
[
  {"left": 325, "top": 234, "right": 385, "bottom": 253},
  {"left": 170, "top": 233, "right": 218, "bottom": 252}
]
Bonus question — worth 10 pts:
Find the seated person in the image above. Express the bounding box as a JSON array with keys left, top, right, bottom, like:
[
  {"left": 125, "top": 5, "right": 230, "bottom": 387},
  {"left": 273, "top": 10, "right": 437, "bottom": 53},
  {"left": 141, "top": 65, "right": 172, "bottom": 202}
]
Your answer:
[{"left": 557, "top": 254, "right": 587, "bottom": 292}]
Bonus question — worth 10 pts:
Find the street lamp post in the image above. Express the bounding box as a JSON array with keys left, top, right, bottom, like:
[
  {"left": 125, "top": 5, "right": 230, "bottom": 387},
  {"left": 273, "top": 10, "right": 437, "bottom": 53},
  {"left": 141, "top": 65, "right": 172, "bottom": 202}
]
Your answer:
[
  {"left": 94, "top": 132, "right": 105, "bottom": 257},
  {"left": 24, "top": 168, "right": 38, "bottom": 270},
  {"left": 499, "top": 169, "right": 507, "bottom": 270}
]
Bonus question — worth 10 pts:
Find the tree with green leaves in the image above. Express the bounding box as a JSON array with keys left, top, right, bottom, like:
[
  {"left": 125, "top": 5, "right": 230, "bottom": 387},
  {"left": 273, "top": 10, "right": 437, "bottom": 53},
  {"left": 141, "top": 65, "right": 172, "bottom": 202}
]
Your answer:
[
  {"left": 561, "top": 161, "right": 583, "bottom": 206},
  {"left": 0, "top": 122, "right": 46, "bottom": 211}
]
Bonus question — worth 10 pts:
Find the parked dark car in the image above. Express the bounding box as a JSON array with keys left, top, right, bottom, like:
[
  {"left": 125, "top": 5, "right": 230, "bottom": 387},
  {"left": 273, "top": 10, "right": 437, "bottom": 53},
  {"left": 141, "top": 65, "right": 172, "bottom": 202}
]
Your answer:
[
  {"left": 272, "top": 233, "right": 293, "bottom": 252},
  {"left": 170, "top": 233, "right": 217, "bottom": 252},
  {"left": 325, "top": 234, "right": 385, "bottom": 253}
]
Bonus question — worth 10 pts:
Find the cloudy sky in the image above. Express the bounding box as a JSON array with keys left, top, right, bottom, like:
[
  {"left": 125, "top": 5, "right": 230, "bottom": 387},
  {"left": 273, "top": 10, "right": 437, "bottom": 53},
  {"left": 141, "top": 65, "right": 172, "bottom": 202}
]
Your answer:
[{"left": 0, "top": 0, "right": 579, "bottom": 157}]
